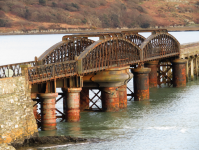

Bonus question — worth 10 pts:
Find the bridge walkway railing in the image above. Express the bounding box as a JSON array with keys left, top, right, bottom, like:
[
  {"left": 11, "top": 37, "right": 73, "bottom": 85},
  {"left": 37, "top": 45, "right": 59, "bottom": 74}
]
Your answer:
[{"left": 0, "top": 61, "right": 35, "bottom": 78}]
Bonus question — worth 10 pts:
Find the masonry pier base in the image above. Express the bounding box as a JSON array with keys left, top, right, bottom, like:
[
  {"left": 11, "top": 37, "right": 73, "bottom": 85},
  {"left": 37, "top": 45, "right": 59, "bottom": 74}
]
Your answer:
[
  {"left": 63, "top": 88, "right": 82, "bottom": 122},
  {"left": 39, "top": 93, "right": 58, "bottom": 131}
]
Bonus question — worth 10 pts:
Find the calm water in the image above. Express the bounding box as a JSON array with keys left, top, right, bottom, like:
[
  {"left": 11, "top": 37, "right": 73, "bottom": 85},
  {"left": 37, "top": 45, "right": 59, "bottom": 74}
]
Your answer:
[{"left": 1, "top": 31, "right": 199, "bottom": 150}]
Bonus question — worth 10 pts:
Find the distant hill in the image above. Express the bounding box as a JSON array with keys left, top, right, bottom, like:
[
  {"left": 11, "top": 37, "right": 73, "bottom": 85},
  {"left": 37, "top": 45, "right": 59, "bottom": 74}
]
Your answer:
[{"left": 0, "top": 0, "right": 199, "bottom": 33}]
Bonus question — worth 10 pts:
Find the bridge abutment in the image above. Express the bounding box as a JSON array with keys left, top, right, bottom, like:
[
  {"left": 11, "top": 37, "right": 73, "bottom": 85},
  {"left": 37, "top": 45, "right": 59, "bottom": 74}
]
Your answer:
[
  {"left": 144, "top": 60, "right": 159, "bottom": 88},
  {"left": 172, "top": 59, "right": 187, "bottom": 87},
  {"left": 39, "top": 93, "right": 58, "bottom": 131},
  {"left": 131, "top": 67, "right": 151, "bottom": 101}
]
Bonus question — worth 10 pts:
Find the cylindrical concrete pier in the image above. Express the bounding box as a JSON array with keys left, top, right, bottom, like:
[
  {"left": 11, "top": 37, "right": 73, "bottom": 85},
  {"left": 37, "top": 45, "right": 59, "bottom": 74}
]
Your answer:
[
  {"left": 145, "top": 60, "right": 159, "bottom": 88},
  {"left": 118, "top": 85, "right": 127, "bottom": 109},
  {"left": 39, "top": 93, "right": 58, "bottom": 131},
  {"left": 172, "top": 59, "right": 186, "bottom": 87},
  {"left": 101, "top": 87, "right": 119, "bottom": 112},
  {"left": 64, "top": 88, "right": 82, "bottom": 122},
  {"left": 80, "top": 88, "right": 90, "bottom": 111},
  {"left": 131, "top": 67, "right": 151, "bottom": 101}
]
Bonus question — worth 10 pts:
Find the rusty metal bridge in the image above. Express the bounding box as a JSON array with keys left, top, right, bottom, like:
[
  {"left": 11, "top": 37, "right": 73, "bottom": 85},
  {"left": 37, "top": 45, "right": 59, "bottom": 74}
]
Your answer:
[
  {"left": 1, "top": 29, "right": 198, "bottom": 131},
  {"left": 0, "top": 29, "right": 179, "bottom": 82}
]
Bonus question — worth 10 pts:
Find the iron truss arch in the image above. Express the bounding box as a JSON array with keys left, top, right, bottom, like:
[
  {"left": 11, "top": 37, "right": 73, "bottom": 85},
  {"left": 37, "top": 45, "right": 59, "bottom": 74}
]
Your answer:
[
  {"left": 125, "top": 33, "right": 146, "bottom": 47},
  {"left": 38, "top": 38, "right": 95, "bottom": 65},
  {"left": 77, "top": 37, "right": 141, "bottom": 74},
  {"left": 140, "top": 33, "right": 180, "bottom": 61}
]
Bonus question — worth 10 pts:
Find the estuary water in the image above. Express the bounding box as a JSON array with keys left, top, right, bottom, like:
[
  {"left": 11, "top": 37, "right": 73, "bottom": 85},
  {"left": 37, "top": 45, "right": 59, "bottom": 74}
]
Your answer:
[{"left": 0, "top": 31, "right": 199, "bottom": 150}]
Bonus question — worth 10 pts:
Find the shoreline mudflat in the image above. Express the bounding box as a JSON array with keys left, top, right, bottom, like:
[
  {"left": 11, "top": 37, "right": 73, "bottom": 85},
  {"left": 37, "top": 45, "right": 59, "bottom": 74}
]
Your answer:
[{"left": 11, "top": 136, "right": 93, "bottom": 150}]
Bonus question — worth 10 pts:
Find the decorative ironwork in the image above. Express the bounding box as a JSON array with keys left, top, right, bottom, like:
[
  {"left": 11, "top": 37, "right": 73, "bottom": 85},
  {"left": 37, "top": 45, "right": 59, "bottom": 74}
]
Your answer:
[
  {"left": 55, "top": 60, "right": 77, "bottom": 78},
  {"left": 141, "top": 33, "right": 180, "bottom": 61},
  {"left": 0, "top": 30, "right": 184, "bottom": 84},
  {"left": 28, "top": 61, "right": 77, "bottom": 83},
  {"left": 78, "top": 37, "right": 141, "bottom": 74},
  {"left": 38, "top": 39, "right": 95, "bottom": 65},
  {"left": 125, "top": 34, "right": 146, "bottom": 46},
  {"left": 0, "top": 61, "right": 35, "bottom": 78}
]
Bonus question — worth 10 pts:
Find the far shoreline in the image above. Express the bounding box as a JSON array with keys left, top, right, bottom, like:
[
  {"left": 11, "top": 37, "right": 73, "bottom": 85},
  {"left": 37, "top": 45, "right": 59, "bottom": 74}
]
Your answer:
[{"left": 0, "top": 26, "right": 199, "bottom": 36}]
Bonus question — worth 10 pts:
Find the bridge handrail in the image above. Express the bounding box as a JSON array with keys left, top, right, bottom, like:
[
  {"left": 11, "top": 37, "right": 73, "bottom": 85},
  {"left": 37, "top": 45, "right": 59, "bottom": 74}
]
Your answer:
[
  {"left": 0, "top": 61, "right": 35, "bottom": 78},
  {"left": 28, "top": 60, "right": 77, "bottom": 84}
]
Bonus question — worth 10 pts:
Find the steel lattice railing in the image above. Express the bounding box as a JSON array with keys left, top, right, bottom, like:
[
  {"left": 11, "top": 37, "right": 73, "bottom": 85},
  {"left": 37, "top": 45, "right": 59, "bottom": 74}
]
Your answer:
[
  {"left": 28, "top": 61, "right": 77, "bottom": 84},
  {"left": 0, "top": 61, "right": 35, "bottom": 78}
]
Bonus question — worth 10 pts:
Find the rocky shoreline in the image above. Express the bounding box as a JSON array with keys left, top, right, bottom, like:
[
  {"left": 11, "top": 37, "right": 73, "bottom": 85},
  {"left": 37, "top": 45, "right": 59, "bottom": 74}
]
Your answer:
[
  {"left": 11, "top": 136, "right": 91, "bottom": 149},
  {"left": 0, "top": 135, "right": 100, "bottom": 150}
]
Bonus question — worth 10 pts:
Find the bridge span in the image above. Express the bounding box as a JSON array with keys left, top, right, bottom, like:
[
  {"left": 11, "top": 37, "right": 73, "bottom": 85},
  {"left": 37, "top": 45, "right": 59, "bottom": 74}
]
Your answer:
[{"left": 0, "top": 29, "right": 198, "bottom": 133}]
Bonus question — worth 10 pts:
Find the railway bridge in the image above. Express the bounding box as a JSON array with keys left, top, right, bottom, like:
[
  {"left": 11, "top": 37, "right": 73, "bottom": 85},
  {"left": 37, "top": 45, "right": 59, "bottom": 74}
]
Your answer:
[{"left": 1, "top": 29, "right": 198, "bottom": 132}]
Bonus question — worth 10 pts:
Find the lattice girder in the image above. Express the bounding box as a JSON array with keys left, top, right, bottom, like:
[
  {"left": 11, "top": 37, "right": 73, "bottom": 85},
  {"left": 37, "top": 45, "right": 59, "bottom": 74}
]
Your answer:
[
  {"left": 77, "top": 37, "right": 141, "bottom": 74},
  {"left": 38, "top": 38, "right": 95, "bottom": 65},
  {"left": 140, "top": 33, "right": 180, "bottom": 62},
  {"left": 125, "top": 33, "right": 146, "bottom": 47}
]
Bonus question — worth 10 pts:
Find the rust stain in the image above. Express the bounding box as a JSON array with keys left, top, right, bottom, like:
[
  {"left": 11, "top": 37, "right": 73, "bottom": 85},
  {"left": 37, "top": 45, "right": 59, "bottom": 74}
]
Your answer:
[
  {"left": 118, "top": 85, "right": 127, "bottom": 109},
  {"left": 101, "top": 87, "right": 120, "bottom": 112}
]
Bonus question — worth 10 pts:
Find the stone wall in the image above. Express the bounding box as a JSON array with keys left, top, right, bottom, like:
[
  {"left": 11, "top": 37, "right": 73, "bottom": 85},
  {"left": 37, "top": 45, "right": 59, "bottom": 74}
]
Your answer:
[{"left": 0, "top": 76, "right": 38, "bottom": 147}]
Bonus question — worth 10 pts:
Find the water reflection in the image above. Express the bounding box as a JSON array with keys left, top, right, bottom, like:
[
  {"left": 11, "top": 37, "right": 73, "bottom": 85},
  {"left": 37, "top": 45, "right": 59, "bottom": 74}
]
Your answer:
[{"left": 40, "top": 130, "right": 57, "bottom": 137}]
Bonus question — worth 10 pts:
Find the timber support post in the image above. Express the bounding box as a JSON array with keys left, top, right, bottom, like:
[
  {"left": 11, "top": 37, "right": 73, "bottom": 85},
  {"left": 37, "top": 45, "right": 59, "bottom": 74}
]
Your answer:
[
  {"left": 191, "top": 57, "right": 194, "bottom": 81},
  {"left": 195, "top": 56, "right": 198, "bottom": 79},
  {"left": 186, "top": 59, "right": 189, "bottom": 82}
]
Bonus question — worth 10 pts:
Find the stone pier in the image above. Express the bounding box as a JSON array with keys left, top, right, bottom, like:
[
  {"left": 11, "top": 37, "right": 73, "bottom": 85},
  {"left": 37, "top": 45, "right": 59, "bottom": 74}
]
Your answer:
[{"left": 0, "top": 76, "right": 38, "bottom": 148}]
